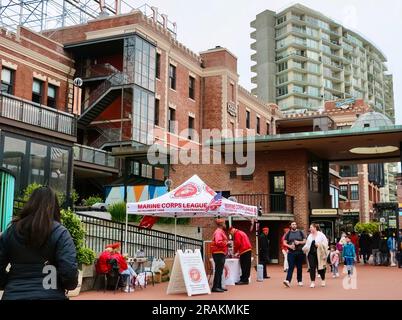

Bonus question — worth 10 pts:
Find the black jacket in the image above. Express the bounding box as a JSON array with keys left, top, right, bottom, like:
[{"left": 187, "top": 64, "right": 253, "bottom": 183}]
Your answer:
[
  {"left": 259, "top": 234, "right": 270, "bottom": 262},
  {"left": 0, "top": 222, "right": 78, "bottom": 300}
]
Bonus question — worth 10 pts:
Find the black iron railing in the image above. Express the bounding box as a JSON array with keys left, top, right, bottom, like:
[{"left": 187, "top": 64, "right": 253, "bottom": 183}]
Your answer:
[
  {"left": 231, "top": 193, "right": 295, "bottom": 215},
  {"left": 77, "top": 213, "right": 203, "bottom": 258},
  {"left": 0, "top": 93, "right": 76, "bottom": 136}
]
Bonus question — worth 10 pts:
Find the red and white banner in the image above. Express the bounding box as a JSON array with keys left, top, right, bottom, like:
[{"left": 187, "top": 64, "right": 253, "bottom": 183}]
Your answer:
[{"left": 126, "top": 175, "right": 257, "bottom": 219}]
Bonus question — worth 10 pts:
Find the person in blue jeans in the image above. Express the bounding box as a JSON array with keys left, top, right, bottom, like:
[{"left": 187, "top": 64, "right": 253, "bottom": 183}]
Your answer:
[
  {"left": 342, "top": 235, "right": 356, "bottom": 279},
  {"left": 283, "top": 221, "right": 306, "bottom": 288}
]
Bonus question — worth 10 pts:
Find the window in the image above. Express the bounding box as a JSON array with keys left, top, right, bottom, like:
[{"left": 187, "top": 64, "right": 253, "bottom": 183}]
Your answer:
[
  {"left": 32, "top": 79, "right": 44, "bottom": 104},
  {"left": 276, "top": 15, "right": 287, "bottom": 25},
  {"left": 154, "top": 98, "right": 159, "bottom": 126},
  {"left": 246, "top": 110, "right": 250, "bottom": 129},
  {"left": 155, "top": 53, "right": 161, "bottom": 79},
  {"left": 132, "top": 87, "right": 155, "bottom": 145},
  {"left": 169, "top": 64, "right": 176, "bottom": 90},
  {"left": 350, "top": 184, "right": 359, "bottom": 200},
  {"left": 1, "top": 68, "right": 14, "bottom": 94},
  {"left": 189, "top": 76, "right": 195, "bottom": 99},
  {"left": 277, "top": 74, "right": 288, "bottom": 84},
  {"left": 277, "top": 85, "right": 288, "bottom": 96},
  {"left": 188, "top": 116, "right": 195, "bottom": 140},
  {"left": 256, "top": 117, "right": 260, "bottom": 134},
  {"left": 293, "top": 85, "right": 304, "bottom": 94},
  {"left": 307, "top": 86, "right": 320, "bottom": 97},
  {"left": 230, "top": 83, "right": 235, "bottom": 102},
  {"left": 1, "top": 136, "right": 27, "bottom": 193},
  {"left": 47, "top": 84, "right": 57, "bottom": 108},
  {"left": 266, "top": 122, "right": 270, "bottom": 135},
  {"left": 340, "top": 164, "right": 358, "bottom": 177},
  {"left": 277, "top": 61, "right": 288, "bottom": 72},
  {"left": 29, "top": 143, "right": 47, "bottom": 186},
  {"left": 168, "top": 107, "right": 176, "bottom": 133}
]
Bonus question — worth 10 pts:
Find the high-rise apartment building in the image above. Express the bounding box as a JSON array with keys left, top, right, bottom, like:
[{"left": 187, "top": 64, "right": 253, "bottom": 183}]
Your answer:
[{"left": 250, "top": 3, "right": 394, "bottom": 117}]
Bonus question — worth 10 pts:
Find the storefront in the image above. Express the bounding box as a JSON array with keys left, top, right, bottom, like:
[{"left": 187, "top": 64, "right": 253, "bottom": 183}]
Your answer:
[
  {"left": 0, "top": 131, "right": 73, "bottom": 198},
  {"left": 309, "top": 209, "right": 341, "bottom": 243}
]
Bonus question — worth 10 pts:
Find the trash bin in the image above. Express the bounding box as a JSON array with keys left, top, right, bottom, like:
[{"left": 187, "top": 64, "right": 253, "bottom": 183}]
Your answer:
[{"left": 0, "top": 168, "right": 15, "bottom": 232}]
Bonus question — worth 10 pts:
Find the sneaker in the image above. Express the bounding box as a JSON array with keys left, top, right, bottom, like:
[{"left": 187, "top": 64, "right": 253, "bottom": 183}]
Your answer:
[
  {"left": 124, "top": 287, "right": 131, "bottom": 293},
  {"left": 317, "top": 274, "right": 321, "bottom": 278},
  {"left": 332, "top": 274, "right": 336, "bottom": 278},
  {"left": 336, "top": 273, "right": 339, "bottom": 277},
  {"left": 310, "top": 282, "right": 315, "bottom": 288},
  {"left": 298, "top": 282, "right": 303, "bottom": 287},
  {"left": 283, "top": 280, "right": 290, "bottom": 288},
  {"left": 321, "top": 281, "right": 326, "bottom": 287}
]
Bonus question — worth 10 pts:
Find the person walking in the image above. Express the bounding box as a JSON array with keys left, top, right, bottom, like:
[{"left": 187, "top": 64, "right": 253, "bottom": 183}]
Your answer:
[
  {"left": 387, "top": 233, "right": 398, "bottom": 267},
  {"left": 283, "top": 221, "right": 306, "bottom": 288},
  {"left": 0, "top": 186, "right": 78, "bottom": 300},
  {"left": 350, "top": 231, "right": 360, "bottom": 263},
  {"left": 281, "top": 228, "right": 290, "bottom": 273},
  {"left": 379, "top": 232, "right": 389, "bottom": 266},
  {"left": 371, "top": 232, "right": 381, "bottom": 266},
  {"left": 342, "top": 235, "right": 356, "bottom": 280},
  {"left": 359, "top": 231, "right": 372, "bottom": 264},
  {"left": 259, "top": 227, "right": 270, "bottom": 279},
  {"left": 229, "top": 227, "right": 252, "bottom": 285},
  {"left": 210, "top": 218, "right": 228, "bottom": 293},
  {"left": 330, "top": 245, "right": 340, "bottom": 278},
  {"left": 302, "top": 224, "right": 329, "bottom": 288}
]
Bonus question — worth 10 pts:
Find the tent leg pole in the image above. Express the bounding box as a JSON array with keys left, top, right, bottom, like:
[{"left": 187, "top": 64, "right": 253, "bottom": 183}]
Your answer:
[
  {"left": 174, "top": 217, "right": 177, "bottom": 252},
  {"left": 125, "top": 211, "right": 128, "bottom": 254}
]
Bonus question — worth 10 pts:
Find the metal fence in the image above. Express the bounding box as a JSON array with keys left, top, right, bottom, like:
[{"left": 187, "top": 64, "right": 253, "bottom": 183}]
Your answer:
[{"left": 77, "top": 213, "right": 203, "bottom": 258}]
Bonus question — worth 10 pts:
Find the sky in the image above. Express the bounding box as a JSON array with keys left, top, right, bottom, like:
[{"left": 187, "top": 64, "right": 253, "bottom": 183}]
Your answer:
[{"left": 132, "top": 0, "right": 402, "bottom": 124}]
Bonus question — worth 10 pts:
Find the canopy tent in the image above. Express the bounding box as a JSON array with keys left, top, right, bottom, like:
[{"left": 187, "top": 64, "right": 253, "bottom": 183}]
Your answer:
[{"left": 125, "top": 175, "right": 258, "bottom": 252}]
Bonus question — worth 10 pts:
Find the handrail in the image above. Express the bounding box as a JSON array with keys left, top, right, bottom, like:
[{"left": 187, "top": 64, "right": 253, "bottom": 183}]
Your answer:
[
  {"left": 73, "top": 143, "right": 117, "bottom": 168},
  {"left": 0, "top": 93, "right": 76, "bottom": 136}
]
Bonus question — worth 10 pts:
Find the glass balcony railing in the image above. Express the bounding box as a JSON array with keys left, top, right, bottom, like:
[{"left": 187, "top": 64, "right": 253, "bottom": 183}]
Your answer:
[
  {"left": 0, "top": 93, "right": 76, "bottom": 136},
  {"left": 73, "top": 144, "right": 117, "bottom": 168}
]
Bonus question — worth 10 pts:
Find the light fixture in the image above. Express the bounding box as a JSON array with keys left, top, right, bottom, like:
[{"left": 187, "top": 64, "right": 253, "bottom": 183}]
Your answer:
[{"left": 349, "top": 146, "right": 399, "bottom": 155}]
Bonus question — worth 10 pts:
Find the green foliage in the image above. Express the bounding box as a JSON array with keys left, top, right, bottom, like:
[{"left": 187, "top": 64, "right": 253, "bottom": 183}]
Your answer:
[
  {"left": 108, "top": 201, "right": 127, "bottom": 222},
  {"left": 20, "top": 183, "right": 79, "bottom": 206},
  {"left": 83, "top": 196, "right": 103, "bottom": 207},
  {"left": 354, "top": 222, "right": 380, "bottom": 234},
  {"left": 77, "top": 246, "right": 96, "bottom": 265},
  {"left": 60, "top": 208, "right": 96, "bottom": 266}
]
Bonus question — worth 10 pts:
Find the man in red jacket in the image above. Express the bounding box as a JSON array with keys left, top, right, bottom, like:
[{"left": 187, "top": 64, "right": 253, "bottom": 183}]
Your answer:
[
  {"left": 230, "top": 227, "right": 252, "bottom": 285},
  {"left": 210, "top": 218, "right": 228, "bottom": 293},
  {"left": 110, "top": 243, "right": 128, "bottom": 273}
]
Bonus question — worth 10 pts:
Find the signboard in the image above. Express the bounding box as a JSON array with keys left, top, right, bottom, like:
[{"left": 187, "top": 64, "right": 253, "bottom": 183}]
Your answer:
[
  {"left": 227, "top": 102, "right": 237, "bottom": 117},
  {"left": 311, "top": 209, "right": 339, "bottom": 215},
  {"left": 167, "top": 249, "right": 210, "bottom": 297},
  {"left": 335, "top": 98, "right": 355, "bottom": 109}
]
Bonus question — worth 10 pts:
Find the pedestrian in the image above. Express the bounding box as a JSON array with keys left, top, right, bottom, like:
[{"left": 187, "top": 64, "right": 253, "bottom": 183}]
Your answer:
[
  {"left": 342, "top": 235, "right": 356, "bottom": 280},
  {"left": 302, "top": 223, "right": 329, "bottom": 288},
  {"left": 371, "top": 232, "right": 381, "bottom": 265},
  {"left": 210, "top": 218, "right": 228, "bottom": 293},
  {"left": 283, "top": 221, "right": 306, "bottom": 288},
  {"left": 0, "top": 186, "right": 78, "bottom": 300},
  {"left": 259, "top": 227, "right": 270, "bottom": 279},
  {"left": 350, "top": 231, "right": 360, "bottom": 263},
  {"left": 281, "top": 228, "right": 290, "bottom": 273},
  {"left": 379, "top": 232, "right": 389, "bottom": 266},
  {"left": 359, "top": 231, "right": 372, "bottom": 264},
  {"left": 229, "top": 227, "right": 252, "bottom": 285},
  {"left": 387, "top": 233, "right": 397, "bottom": 267},
  {"left": 330, "top": 245, "right": 340, "bottom": 278}
]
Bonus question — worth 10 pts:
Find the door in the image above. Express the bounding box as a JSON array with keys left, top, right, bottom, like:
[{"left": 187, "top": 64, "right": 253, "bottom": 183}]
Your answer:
[{"left": 269, "top": 171, "right": 286, "bottom": 213}]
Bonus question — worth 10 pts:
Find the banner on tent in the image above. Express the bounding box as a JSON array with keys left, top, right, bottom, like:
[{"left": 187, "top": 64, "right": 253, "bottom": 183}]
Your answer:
[{"left": 167, "top": 249, "right": 210, "bottom": 297}]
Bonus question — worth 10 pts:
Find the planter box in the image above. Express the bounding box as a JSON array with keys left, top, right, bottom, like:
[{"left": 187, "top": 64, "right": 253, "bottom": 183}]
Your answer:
[{"left": 82, "top": 264, "right": 95, "bottom": 278}]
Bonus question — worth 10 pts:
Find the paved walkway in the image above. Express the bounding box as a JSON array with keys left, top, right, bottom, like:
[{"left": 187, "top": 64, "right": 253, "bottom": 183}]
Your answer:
[{"left": 73, "top": 264, "right": 402, "bottom": 300}]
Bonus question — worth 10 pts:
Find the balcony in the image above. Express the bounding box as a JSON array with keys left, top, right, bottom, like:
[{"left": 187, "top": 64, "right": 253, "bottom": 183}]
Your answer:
[
  {"left": 73, "top": 144, "right": 117, "bottom": 169},
  {"left": 230, "top": 193, "right": 294, "bottom": 215},
  {"left": 0, "top": 93, "right": 76, "bottom": 136}
]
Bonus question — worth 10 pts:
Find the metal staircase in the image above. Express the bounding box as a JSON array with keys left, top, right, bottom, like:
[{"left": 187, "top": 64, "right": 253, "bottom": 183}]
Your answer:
[{"left": 78, "top": 72, "right": 128, "bottom": 127}]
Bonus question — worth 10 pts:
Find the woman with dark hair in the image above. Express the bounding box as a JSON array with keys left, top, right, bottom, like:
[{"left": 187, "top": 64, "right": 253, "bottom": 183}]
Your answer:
[
  {"left": 303, "top": 223, "right": 329, "bottom": 288},
  {"left": 0, "top": 186, "right": 78, "bottom": 300}
]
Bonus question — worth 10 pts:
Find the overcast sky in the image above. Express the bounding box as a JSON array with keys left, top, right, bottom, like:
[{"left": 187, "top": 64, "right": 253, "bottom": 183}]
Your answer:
[{"left": 135, "top": 0, "right": 401, "bottom": 123}]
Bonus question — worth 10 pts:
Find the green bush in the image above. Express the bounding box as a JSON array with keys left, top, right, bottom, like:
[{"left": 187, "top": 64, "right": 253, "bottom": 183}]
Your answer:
[
  {"left": 83, "top": 196, "right": 103, "bottom": 207},
  {"left": 108, "top": 201, "right": 127, "bottom": 222},
  {"left": 157, "top": 217, "right": 190, "bottom": 225},
  {"left": 61, "top": 208, "right": 96, "bottom": 266},
  {"left": 19, "top": 183, "right": 78, "bottom": 207},
  {"left": 354, "top": 222, "right": 380, "bottom": 234}
]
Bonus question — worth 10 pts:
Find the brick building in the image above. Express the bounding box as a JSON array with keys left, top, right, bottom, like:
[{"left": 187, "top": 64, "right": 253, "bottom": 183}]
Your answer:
[{"left": 1, "top": 7, "right": 400, "bottom": 263}]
